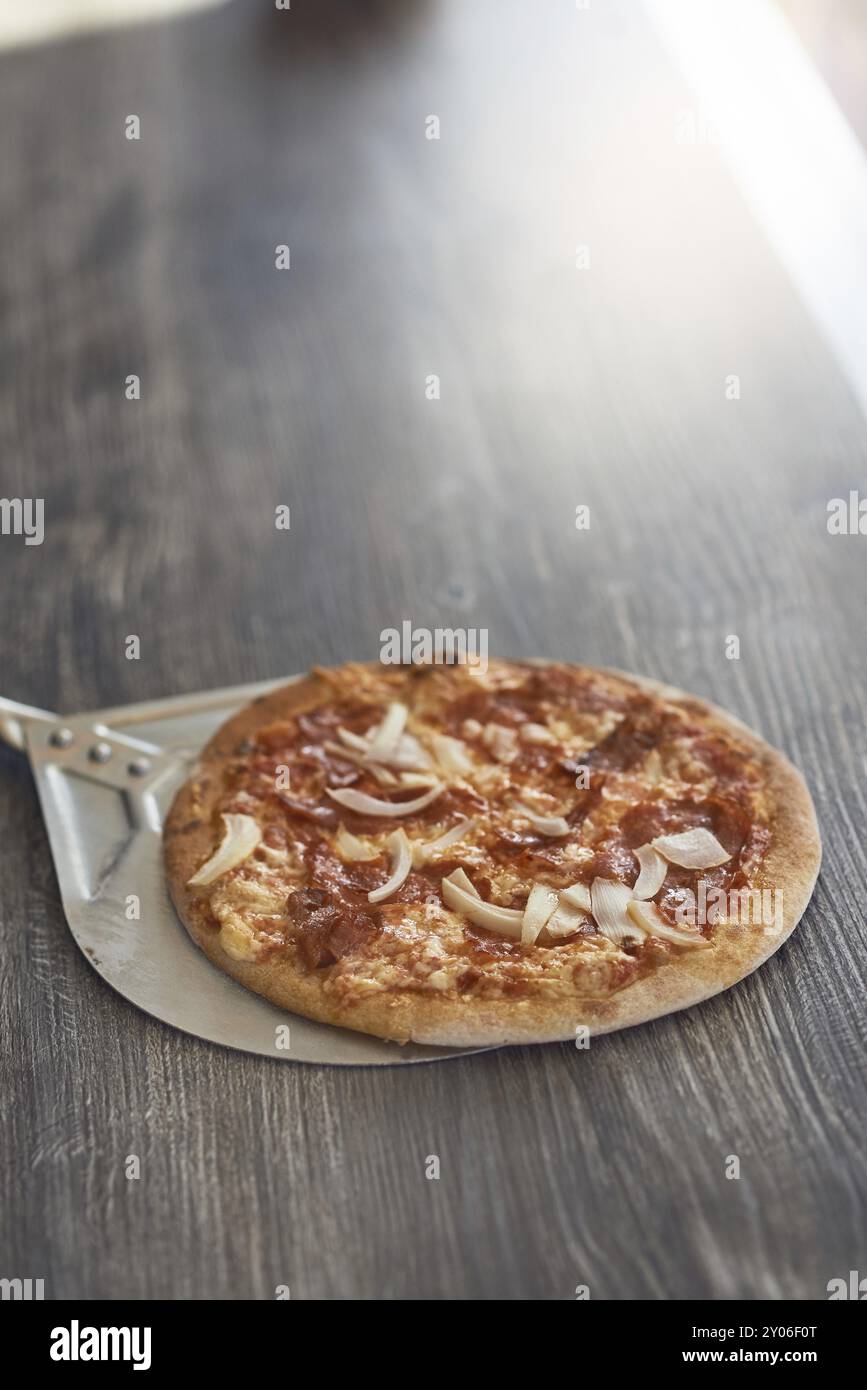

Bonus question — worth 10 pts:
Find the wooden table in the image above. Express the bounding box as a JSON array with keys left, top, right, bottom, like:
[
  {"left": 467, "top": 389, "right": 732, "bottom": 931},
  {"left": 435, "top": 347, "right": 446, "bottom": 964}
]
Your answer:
[{"left": 1, "top": 0, "right": 865, "bottom": 1300}]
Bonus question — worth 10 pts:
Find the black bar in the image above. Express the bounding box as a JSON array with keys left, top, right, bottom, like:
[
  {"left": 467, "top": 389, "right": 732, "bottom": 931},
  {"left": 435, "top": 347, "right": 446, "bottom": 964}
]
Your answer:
[{"left": 4, "top": 1300, "right": 863, "bottom": 1375}]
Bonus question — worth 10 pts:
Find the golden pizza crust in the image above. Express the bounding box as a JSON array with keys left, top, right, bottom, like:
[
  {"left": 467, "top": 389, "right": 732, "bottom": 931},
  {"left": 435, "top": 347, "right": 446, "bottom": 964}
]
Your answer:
[{"left": 163, "top": 663, "right": 821, "bottom": 1047}]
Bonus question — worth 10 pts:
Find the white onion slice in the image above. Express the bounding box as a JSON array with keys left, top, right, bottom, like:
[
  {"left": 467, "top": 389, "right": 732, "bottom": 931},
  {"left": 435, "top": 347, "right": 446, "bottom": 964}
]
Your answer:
[
  {"left": 544, "top": 902, "right": 589, "bottom": 940},
  {"left": 652, "top": 827, "right": 732, "bottom": 869},
  {"left": 323, "top": 741, "right": 399, "bottom": 786},
  {"left": 336, "top": 722, "right": 431, "bottom": 773},
  {"left": 632, "top": 843, "right": 668, "bottom": 899},
  {"left": 483, "top": 723, "right": 519, "bottom": 764},
  {"left": 386, "top": 732, "right": 433, "bottom": 771},
  {"left": 412, "top": 817, "right": 476, "bottom": 868},
  {"left": 441, "top": 876, "right": 523, "bottom": 938},
  {"left": 354, "top": 733, "right": 431, "bottom": 773},
  {"left": 335, "top": 824, "right": 380, "bottom": 862},
  {"left": 590, "top": 877, "right": 646, "bottom": 945},
  {"left": 521, "top": 883, "right": 560, "bottom": 945},
  {"left": 188, "top": 813, "right": 261, "bottom": 886},
  {"left": 443, "top": 866, "right": 480, "bottom": 897},
  {"left": 400, "top": 771, "right": 440, "bottom": 788},
  {"left": 431, "top": 733, "right": 473, "bottom": 775},
  {"left": 560, "top": 882, "right": 592, "bottom": 913},
  {"left": 326, "top": 783, "right": 443, "bottom": 817},
  {"left": 369, "top": 765, "right": 402, "bottom": 788},
  {"left": 368, "top": 829, "right": 413, "bottom": 904},
  {"left": 515, "top": 802, "right": 570, "bottom": 838},
  {"left": 627, "top": 899, "right": 710, "bottom": 947},
  {"left": 366, "top": 702, "right": 408, "bottom": 762},
  {"left": 336, "top": 726, "right": 371, "bottom": 753}
]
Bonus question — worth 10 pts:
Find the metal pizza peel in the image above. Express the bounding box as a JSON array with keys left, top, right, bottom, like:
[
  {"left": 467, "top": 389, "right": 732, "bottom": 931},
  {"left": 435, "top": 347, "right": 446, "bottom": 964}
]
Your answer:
[{"left": 0, "top": 680, "right": 489, "bottom": 1066}]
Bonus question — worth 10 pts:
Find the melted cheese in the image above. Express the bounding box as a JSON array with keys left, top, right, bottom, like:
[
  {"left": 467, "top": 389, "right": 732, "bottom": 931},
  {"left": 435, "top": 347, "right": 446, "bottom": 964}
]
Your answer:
[{"left": 209, "top": 864, "right": 296, "bottom": 962}]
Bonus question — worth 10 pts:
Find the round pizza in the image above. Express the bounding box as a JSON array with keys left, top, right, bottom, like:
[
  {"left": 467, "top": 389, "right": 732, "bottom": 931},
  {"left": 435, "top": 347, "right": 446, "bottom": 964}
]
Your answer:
[{"left": 163, "top": 661, "right": 821, "bottom": 1046}]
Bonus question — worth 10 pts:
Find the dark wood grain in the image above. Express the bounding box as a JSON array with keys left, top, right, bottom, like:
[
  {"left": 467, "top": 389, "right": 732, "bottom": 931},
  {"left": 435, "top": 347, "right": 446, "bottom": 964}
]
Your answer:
[{"left": 1, "top": 0, "right": 865, "bottom": 1300}]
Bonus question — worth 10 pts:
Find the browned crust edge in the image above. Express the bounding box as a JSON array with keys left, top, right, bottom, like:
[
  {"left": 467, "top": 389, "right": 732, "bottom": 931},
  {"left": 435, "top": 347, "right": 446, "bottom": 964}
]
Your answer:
[{"left": 163, "top": 664, "right": 822, "bottom": 1047}]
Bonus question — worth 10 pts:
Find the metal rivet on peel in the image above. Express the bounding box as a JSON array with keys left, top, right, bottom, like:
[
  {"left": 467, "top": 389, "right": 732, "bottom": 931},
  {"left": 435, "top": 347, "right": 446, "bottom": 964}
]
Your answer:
[
  {"left": 89, "top": 741, "right": 113, "bottom": 764},
  {"left": 128, "top": 757, "right": 151, "bottom": 777},
  {"left": 49, "top": 728, "right": 74, "bottom": 748}
]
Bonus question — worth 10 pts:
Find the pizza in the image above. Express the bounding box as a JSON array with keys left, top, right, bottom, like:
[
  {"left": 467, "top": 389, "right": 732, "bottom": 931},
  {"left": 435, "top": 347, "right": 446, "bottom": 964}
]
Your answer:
[{"left": 163, "top": 661, "right": 821, "bottom": 1046}]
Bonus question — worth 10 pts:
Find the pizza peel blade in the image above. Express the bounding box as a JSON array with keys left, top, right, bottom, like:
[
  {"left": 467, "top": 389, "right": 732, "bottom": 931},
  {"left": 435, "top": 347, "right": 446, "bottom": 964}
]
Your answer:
[{"left": 0, "top": 684, "right": 491, "bottom": 1066}]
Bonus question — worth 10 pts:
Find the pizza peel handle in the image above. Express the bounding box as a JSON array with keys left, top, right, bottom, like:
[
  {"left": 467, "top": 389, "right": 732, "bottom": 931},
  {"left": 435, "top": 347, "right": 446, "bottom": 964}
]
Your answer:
[
  {"left": 0, "top": 695, "right": 175, "bottom": 831},
  {"left": 0, "top": 696, "right": 62, "bottom": 751}
]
